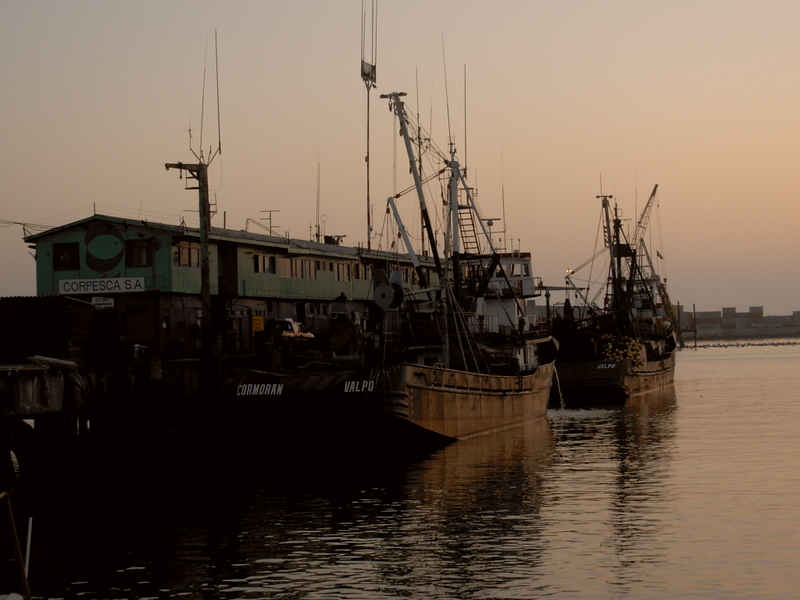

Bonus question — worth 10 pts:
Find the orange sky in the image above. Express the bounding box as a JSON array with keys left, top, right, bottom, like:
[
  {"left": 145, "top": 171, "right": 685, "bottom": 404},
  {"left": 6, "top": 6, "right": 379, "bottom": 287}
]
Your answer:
[{"left": 2, "top": 1, "right": 798, "bottom": 314}]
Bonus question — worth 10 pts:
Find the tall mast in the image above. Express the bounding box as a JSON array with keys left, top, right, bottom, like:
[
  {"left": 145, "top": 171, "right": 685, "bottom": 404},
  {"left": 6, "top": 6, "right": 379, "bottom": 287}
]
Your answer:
[
  {"left": 598, "top": 193, "right": 623, "bottom": 313},
  {"left": 361, "top": 0, "right": 378, "bottom": 249},
  {"left": 382, "top": 92, "right": 443, "bottom": 280},
  {"left": 448, "top": 148, "right": 462, "bottom": 301}
]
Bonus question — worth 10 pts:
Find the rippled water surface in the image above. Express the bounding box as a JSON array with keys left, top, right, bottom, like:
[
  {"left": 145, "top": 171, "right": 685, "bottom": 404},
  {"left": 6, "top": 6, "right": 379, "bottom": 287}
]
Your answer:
[{"left": 20, "top": 343, "right": 800, "bottom": 599}]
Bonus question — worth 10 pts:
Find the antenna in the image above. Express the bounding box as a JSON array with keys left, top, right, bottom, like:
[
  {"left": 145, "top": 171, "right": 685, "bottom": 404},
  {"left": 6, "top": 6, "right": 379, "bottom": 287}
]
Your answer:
[
  {"left": 463, "top": 64, "right": 467, "bottom": 175},
  {"left": 500, "top": 139, "right": 508, "bottom": 252},
  {"left": 416, "top": 68, "right": 425, "bottom": 258},
  {"left": 361, "top": 0, "right": 378, "bottom": 250},
  {"left": 192, "top": 30, "right": 222, "bottom": 166},
  {"left": 260, "top": 210, "right": 280, "bottom": 235},
  {"left": 198, "top": 40, "right": 207, "bottom": 161},
  {"left": 215, "top": 30, "right": 222, "bottom": 157},
  {"left": 441, "top": 36, "right": 453, "bottom": 149},
  {"left": 315, "top": 155, "right": 321, "bottom": 242}
]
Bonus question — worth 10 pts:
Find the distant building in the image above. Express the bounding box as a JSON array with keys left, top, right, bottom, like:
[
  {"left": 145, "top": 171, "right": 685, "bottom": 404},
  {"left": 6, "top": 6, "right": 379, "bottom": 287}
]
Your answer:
[{"left": 678, "top": 304, "right": 799, "bottom": 339}]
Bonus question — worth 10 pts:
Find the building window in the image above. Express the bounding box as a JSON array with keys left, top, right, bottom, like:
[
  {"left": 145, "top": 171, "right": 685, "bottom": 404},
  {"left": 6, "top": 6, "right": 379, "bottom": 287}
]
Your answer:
[
  {"left": 174, "top": 241, "right": 200, "bottom": 267},
  {"left": 356, "top": 263, "right": 373, "bottom": 280},
  {"left": 253, "top": 251, "right": 266, "bottom": 273},
  {"left": 278, "top": 256, "right": 291, "bottom": 277},
  {"left": 291, "top": 258, "right": 303, "bottom": 278},
  {"left": 125, "top": 239, "right": 153, "bottom": 268},
  {"left": 53, "top": 242, "right": 80, "bottom": 271},
  {"left": 252, "top": 251, "right": 276, "bottom": 274},
  {"left": 305, "top": 259, "right": 316, "bottom": 279}
]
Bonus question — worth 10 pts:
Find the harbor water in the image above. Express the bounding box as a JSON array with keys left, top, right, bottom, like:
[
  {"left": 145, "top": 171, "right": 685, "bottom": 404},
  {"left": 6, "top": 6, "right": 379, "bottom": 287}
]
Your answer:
[{"left": 15, "top": 341, "right": 800, "bottom": 599}]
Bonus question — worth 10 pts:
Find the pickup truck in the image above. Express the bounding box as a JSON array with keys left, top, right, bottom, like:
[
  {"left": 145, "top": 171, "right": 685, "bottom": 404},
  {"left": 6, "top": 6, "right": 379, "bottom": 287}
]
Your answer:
[{"left": 267, "top": 318, "right": 314, "bottom": 342}]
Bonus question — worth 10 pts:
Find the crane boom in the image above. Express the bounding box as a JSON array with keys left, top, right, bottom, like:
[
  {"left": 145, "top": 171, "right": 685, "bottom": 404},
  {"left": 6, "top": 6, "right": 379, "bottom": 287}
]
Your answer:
[{"left": 631, "top": 184, "right": 659, "bottom": 248}]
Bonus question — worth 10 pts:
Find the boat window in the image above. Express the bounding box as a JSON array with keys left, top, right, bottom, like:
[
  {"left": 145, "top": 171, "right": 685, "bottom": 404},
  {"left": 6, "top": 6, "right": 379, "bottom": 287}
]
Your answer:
[{"left": 334, "top": 262, "right": 351, "bottom": 282}]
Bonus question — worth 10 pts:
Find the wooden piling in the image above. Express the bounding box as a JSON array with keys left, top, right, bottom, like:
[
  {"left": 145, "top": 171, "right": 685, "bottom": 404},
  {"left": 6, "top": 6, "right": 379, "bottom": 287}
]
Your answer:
[{"left": 1, "top": 490, "right": 32, "bottom": 600}]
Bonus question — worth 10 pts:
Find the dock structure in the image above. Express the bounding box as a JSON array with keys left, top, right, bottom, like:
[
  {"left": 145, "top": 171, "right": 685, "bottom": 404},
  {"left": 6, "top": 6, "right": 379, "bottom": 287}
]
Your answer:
[{"left": 0, "top": 214, "right": 443, "bottom": 489}]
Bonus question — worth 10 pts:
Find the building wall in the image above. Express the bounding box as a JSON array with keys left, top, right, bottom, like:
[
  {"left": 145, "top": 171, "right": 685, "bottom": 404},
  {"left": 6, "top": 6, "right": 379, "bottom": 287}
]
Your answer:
[{"left": 236, "top": 247, "right": 376, "bottom": 301}]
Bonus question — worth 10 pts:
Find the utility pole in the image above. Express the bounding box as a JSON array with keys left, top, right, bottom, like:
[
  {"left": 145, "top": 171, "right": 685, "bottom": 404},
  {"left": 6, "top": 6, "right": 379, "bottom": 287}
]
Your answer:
[{"left": 165, "top": 161, "right": 214, "bottom": 356}]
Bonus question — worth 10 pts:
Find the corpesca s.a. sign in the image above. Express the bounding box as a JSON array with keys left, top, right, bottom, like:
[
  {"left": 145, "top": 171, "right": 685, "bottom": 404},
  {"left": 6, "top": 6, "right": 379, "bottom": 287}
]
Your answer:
[{"left": 58, "top": 277, "right": 146, "bottom": 294}]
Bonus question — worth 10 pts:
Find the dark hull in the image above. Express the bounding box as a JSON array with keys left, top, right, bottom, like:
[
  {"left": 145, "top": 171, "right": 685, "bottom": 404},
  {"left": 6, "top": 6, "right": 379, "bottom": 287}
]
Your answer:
[
  {"left": 235, "top": 361, "right": 555, "bottom": 448},
  {"left": 551, "top": 351, "right": 676, "bottom": 408}
]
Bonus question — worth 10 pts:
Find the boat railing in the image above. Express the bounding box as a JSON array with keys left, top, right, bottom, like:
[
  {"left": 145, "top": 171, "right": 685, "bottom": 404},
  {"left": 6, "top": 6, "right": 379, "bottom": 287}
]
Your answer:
[
  {"left": 463, "top": 312, "right": 551, "bottom": 337},
  {"left": 486, "top": 276, "right": 544, "bottom": 299},
  {"left": 463, "top": 312, "right": 502, "bottom": 334}
]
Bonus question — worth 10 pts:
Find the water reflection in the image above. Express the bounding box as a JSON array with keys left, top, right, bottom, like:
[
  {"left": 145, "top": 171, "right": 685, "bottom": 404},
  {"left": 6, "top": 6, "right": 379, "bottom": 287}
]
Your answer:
[
  {"left": 545, "top": 388, "right": 678, "bottom": 596},
  {"left": 28, "top": 392, "right": 684, "bottom": 599},
  {"left": 22, "top": 349, "right": 800, "bottom": 599},
  {"left": 227, "top": 419, "right": 555, "bottom": 599}
]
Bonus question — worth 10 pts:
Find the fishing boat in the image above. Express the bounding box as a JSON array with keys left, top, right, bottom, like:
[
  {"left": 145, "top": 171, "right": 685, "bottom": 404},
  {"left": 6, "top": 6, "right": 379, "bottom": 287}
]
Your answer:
[
  {"left": 237, "top": 92, "right": 556, "bottom": 447},
  {"left": 550, "top": 185, "right": 677, "bottom": 406}
]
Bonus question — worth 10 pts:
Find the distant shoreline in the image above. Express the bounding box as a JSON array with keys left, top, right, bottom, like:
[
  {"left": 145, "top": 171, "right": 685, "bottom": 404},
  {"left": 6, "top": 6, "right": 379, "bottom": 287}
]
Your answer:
[
  {"left": 688, "top": 339, "right": 799, "bottom": 349},
  {"left": 680, "top": 328, "right": 800, "bottom": 342}
]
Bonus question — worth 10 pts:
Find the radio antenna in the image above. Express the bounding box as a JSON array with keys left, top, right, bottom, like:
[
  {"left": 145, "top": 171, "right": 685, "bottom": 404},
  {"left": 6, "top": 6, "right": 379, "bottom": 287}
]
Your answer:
[
  {"left": 441, "top": 36, "right": 453, "bottom": 149},
  {"left": 463, "top": 64, "right": 468, "bottom": 175},
  {"left": 215, "top": 30, "right": 222, "bottom": 158},
  {"left": 193, "top": 30, "right": 222, "bottom": 166},
  {"left": 315, "top": 153, "right": 322, "bottom": 242}
]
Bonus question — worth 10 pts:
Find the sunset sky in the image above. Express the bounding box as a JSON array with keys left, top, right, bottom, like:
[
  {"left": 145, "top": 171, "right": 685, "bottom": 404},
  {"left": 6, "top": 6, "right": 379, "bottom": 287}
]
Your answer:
[{"left": 2, "top": 0, "right": 798, "bottom": 315}]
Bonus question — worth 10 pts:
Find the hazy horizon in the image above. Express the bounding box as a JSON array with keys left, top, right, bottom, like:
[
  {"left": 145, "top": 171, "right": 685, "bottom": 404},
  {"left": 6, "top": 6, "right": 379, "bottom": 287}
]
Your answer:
[{"left": 2, "top": 1, "right": 798, "bottom": 315}]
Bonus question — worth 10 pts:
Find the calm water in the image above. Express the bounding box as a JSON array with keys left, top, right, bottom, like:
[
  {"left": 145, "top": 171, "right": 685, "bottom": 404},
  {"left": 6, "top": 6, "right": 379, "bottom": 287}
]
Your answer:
[{"left": 18, "top": 342, "right": 800, "bottom": 599}]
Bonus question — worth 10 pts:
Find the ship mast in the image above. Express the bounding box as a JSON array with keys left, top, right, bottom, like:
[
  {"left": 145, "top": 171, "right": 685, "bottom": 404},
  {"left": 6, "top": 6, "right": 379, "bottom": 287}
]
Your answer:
[
  {"left": 361, "top": 0, "right": 378, "bottom": 249},
  {"left": 382, "top": 92, "right": 444, "bottom": 282},
  {"left": 598, "top": 193, "right": 625, "bottom": 315}
]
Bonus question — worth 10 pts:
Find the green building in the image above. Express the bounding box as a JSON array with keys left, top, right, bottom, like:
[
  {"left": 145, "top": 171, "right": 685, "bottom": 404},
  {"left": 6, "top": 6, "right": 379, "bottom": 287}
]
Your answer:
[{"left": 24, "top": 214, "right": 437, "bottom": 359}]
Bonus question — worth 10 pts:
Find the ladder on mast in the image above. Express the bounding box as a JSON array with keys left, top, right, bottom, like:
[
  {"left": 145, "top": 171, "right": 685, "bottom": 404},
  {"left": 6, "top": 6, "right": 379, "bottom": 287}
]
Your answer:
[{"left": 457, "top": 204, "right": 482, "bottom": 256}]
